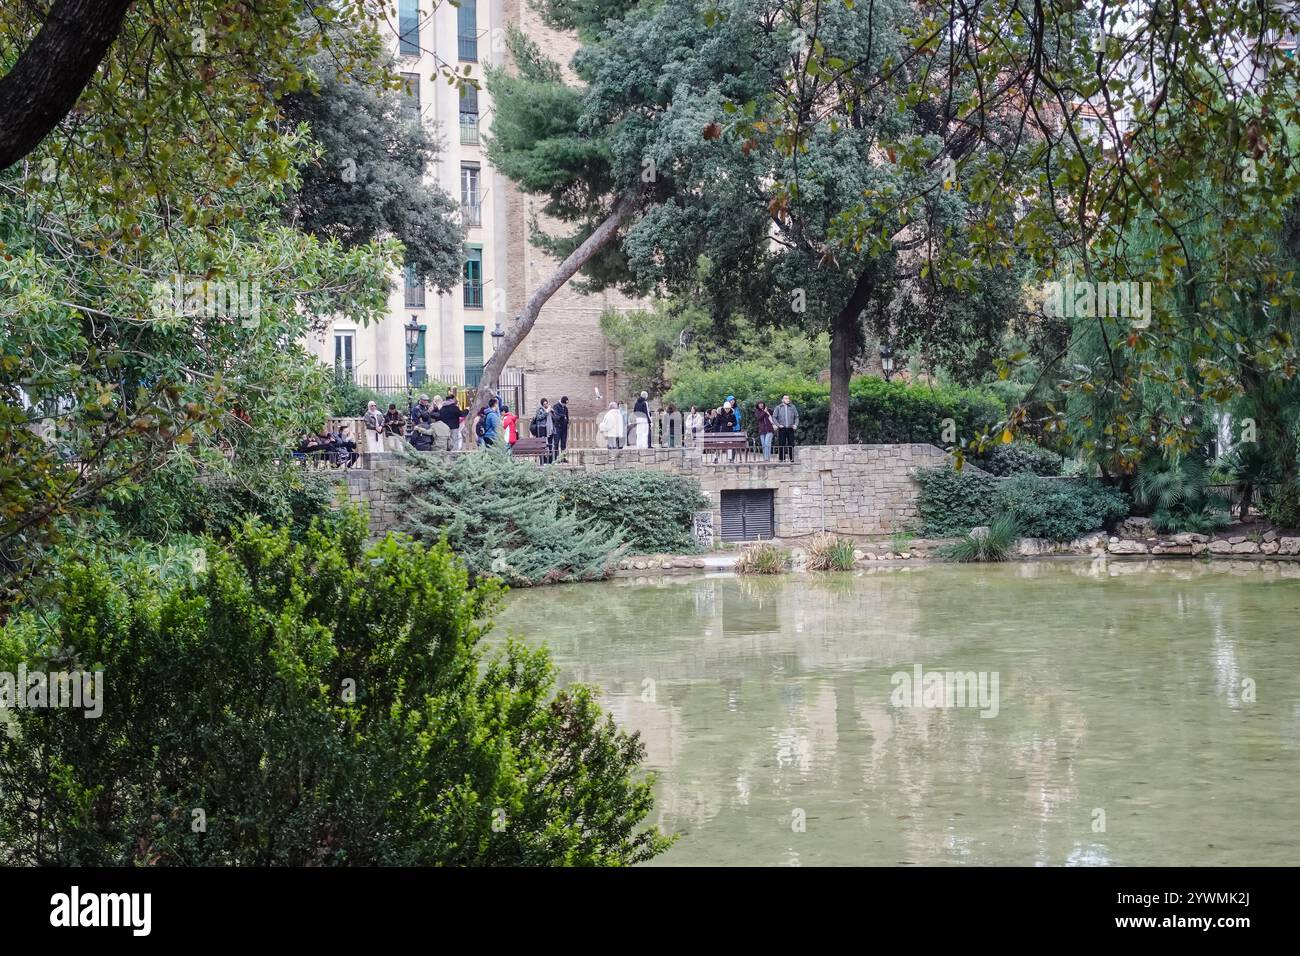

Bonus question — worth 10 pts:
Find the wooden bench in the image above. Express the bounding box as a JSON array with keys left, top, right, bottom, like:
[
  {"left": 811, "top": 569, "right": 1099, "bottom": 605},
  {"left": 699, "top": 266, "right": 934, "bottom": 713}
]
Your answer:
[
  {"left": 700, "top": 431, "right": 751, "bottom": 461},
  {"left": 511, "top": 436, "right": 553, "bottom": 461}
]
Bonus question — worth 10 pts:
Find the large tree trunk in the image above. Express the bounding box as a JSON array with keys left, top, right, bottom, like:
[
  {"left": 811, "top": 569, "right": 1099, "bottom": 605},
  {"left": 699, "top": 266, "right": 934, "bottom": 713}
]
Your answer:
[
  {"left": 0, "top": 0, "right": 134, "bottom": 171},
  {"left": 463, "top": 191, "right": 638, "bottom": 436},
  {"left": 827, "top": 270, "right": 875, "bottom": 445}
]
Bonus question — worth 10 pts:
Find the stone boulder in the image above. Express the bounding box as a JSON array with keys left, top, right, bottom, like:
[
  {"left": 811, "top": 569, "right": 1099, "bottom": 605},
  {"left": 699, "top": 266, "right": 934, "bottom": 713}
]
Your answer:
[
  {"left": 1118, "top": 517, "right": 1154, "bottom": 538},
  {"left": 1278, "top": 537, "right": 1300, "bottom": 556},
  {"left": 1107, "top": 539, "right": 1149, "bottom": 554},
  {"left": 1208, "top": 540, "right": 1234, "bottom": 554},
  {"left": 1231, "top": 541, "right": 1260, "bottom": 554}
]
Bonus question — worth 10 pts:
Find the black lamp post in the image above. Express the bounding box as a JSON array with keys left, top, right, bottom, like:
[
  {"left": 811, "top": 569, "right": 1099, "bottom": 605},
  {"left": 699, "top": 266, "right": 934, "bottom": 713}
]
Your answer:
[
  {"left": 490, "top": 320, "right": 506, "bottom": 394},
  {"left": 404, "top": 316, "right": 421, "bottom": 415},
  {"left": 880, "top": 341, "right": 896, "bottom": 382}
]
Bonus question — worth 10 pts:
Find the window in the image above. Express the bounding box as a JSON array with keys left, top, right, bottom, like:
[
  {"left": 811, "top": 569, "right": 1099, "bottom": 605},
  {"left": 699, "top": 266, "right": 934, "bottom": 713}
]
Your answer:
[
  {"left": 463, "top": 248, "right": 483, "bottom": 308},
  {"left": 334, "top": 332, "right": 355, "bottom": 380},
  {"left": 720, "top": 490, "right": 774, "bottom": 541},
  {"left": 459, "top": 85, "right": 479, "bottom": 144},
  {"left": 458, "top": 1, "right": 478, "bottom": 61},
  {"left": 404, "top": 262, "right": 425, "bottom": 308},
  {"left": 464, "top": 327, "right": 484, "bottom": 387},
  {"left": 410, "top": 325, "right": 427, "bottom": 386},
  {"left": 461, "top": 164, "right": 481, "bottom": 227},
  {"left": 400, "top": 72, "right": 421, "bottom": 122},
  {"left": 398, "top": 0, "right": 420, "bottom": 56}
]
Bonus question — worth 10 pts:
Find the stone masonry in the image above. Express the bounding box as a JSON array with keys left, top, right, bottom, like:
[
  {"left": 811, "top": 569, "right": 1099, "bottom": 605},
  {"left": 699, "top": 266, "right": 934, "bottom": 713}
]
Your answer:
[{"left": 339, "top": 444, "right": 957, "bottom": 541}]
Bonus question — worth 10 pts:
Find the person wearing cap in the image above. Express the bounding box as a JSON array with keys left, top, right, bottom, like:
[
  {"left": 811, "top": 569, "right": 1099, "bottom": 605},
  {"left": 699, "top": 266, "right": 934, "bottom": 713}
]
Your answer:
[
  {"left": 410, "top": 395, "right": 435, "bottom": 451},
  {"left": 725, "top": 394, "right": 742, "bottom": 432}
]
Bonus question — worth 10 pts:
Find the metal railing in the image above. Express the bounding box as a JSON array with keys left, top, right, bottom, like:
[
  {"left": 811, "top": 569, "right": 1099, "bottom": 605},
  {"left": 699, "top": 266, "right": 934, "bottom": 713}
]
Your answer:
[
  {"left": 459, "top": 118, "right": 479, "bottom": 145},
  {"left": 461, "top": 200, "right": 482, "bottom": 227}
]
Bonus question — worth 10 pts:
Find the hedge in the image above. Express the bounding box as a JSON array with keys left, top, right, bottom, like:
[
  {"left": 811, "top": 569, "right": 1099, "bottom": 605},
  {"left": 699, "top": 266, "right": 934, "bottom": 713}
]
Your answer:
[
  {"left": 915, "top": 467, "right": 1130, "bottom": 540},
  {"left": 665, "top": 365, "right": 1003, "bottom": 445}
]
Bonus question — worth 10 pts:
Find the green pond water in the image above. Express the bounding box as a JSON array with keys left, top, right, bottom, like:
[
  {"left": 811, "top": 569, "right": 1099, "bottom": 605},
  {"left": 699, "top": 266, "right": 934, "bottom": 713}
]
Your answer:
[{"left": 495, "top": 559, "right": 1300, "bottom": 866}]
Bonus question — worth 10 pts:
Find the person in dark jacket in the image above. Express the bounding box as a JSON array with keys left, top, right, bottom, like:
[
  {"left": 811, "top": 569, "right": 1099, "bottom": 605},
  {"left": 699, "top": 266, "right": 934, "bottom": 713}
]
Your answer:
[
  {"left": 633, "top": 391, "right": 652, "bottom": 447},
  {"left": 772, "top": 393, "right": 800, "bottom": 461},
  {"left": 438, "top": 392, "right": 463, "bottom": 450},
  {"left": 553, "top": 396, "right": 570, "bottom": 454},
  {"left": 409, "top": 395, "right": 434, "bottom": 451}
]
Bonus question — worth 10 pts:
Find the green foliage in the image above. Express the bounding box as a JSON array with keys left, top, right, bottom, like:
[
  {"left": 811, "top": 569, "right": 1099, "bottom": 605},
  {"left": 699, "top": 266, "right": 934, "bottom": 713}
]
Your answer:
[
  {"left": 916, "top": 467, "right": 1129, "bottom": 540},
  {"left": 1263, "top": 481, "right": 1300, "bottom": 529},
  {"left": 973, "top": 440, "right": 1064, "bottom": 477},
  {"left": 1135, "top": 456, "right": 1230, "bottom": 534},
  {"left": 913, "top": 467, "right": 1005, "bottom": 538},
  {"left": 394, "top": 448, "right": 626, "bottom": 586},
  {"left": 0, "top": 511, "right": 671, "bottom": 865},
  {"left": 734, "top": 542, "right": 790, "bottom": 575},
  {"left": 804, "top": 533, "right": 856, "bottom": 572},
  {"left": 555, "top": 470, "right": 706, "bottom": 555},
  {"left": 937, "top": 513, "right": 1019, "bottom": 563},
  {"left": 1000, "top": 474, "right": 1130, "bottom": 541},
  {"left": 666, "top": 370, "right": 1002, "bottom": 444}
]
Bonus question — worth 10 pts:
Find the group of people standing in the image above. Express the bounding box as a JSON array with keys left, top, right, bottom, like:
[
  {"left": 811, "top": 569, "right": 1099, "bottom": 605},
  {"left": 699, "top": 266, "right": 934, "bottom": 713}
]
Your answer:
[{"left": 597, "top": 392, "right": 800, "bottom": 461}]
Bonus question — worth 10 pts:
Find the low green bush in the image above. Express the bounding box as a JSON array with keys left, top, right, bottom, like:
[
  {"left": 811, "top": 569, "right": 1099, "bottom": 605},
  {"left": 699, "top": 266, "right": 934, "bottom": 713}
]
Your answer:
[
  {"left": 556, "top": 470, "right": 707, "bottom": 555},
  {"left": 393, "top": 449, "right": 706, "bottom": 584},
  {"left": 0, "top": 511, "right": 672, "bottom": 865},
  {"left": 916, "top": 467, "right": 1129, "bottom": 540},
  {"left": 973, "top": 440, "right": 1064, "bottom": 477},
  {"left": 665, "top": 369, "right": 1003, "bottom": 445},
  {"left": 914, "top": 467, "right": 1005, "bottom": 537},
  {"left": 1001, "top": 474, "right": 1129, "bottom": 541}
]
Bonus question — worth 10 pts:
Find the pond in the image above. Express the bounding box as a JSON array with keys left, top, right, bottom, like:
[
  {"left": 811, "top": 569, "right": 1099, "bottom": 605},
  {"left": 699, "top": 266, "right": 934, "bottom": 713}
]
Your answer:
[{"left": 495, "top": 559, "right": 1300, "bottom": 866}]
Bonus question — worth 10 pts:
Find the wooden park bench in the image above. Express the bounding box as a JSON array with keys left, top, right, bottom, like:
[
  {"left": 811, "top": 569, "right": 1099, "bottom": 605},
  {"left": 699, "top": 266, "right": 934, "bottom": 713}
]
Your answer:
[
  {"left": 700, "top": 431, "right": 751, "bottom": 462},
  {"left": 511, "top": 436, "right": 553, "bottom": 462}
]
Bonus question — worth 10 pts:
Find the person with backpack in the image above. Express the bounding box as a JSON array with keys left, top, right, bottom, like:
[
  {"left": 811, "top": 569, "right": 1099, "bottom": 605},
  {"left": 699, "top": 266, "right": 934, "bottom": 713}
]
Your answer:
[
  {"left": 483, "top": 398, "right": 502, "bottom": 447},
  {"left": 531, "top": 399, "right": 555, "bottom": 459}
]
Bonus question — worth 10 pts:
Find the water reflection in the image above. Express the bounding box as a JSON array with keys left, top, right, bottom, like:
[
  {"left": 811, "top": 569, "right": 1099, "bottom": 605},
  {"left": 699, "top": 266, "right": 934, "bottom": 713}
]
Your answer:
[{"left": 495, "top": 561, "right": 1300, "bottom": 865}]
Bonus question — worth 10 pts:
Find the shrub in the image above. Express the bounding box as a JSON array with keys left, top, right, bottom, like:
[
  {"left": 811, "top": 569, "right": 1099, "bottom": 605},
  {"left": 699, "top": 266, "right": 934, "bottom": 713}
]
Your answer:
[
  {"left": 393, "top": 448, "right": 625, "bottom": 585},
  {"left": 665, "top": 369, "right": 1003, "bottom": 445},
  {"left": 0, "top": 511, "right": 672, "bottom": 865},
  {"left": 937, "top": 513, "right": 1019, "bottom": 562},
  {"left": 734, "top": 542, "right": 790, "bottom": 574},
  {"left": 804, "top": 533, "right": 856, "bottom": 571},
  {"left": 973, "top": 440, "right": 1064, "bottom": 477},
  {"left": 1135, "top": 456, "right": 1230, "bottom": 533},
  {"left": 917, "top": 467, "right": 1129, "bottom": 540},
  {"left": 1001, "top": 474, "right": 1129, "bottom": 541},
  {"left": 1263, "top": 481, "right": 1300, "bottom": 528},
  {"left": 555, "top": 470, "right": 707, "bottom": 554},
  {"left": 914, "top": 467, "right": 1004, "bottom": 537}
]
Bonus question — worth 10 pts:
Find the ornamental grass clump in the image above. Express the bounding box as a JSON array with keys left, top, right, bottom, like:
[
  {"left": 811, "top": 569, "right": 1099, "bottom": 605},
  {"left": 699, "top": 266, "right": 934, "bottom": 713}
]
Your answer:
[
  {"left": 804, "top": 533, "right": 857, "bottom": 571},
  {"left": 734, "top": 542, "right": 791, "bottom": 575},
  {"left": 937, "top": 513, "right": 1019, "bottom": 563}
]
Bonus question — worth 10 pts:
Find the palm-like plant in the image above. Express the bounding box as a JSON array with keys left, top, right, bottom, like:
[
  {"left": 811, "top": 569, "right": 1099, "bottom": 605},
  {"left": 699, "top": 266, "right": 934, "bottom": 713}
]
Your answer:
[{"left": 1136, "top": 455, "right": 1230, "bottom": 533}]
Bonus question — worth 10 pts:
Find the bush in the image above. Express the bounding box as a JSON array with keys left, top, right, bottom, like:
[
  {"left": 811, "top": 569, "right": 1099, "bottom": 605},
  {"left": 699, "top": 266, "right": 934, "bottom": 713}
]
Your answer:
[
  {"left": 1263, "top": 481, "right": 1300, "bottom": 528},
  {"left": 393, "top": 448, "right": 625, "bottom": 585},
  {"left": 1001, "top": 474, "right": 1130, "bottom": 541},
  {"left": 804, "top": 533, "right": 856, "bottom": 571},
  {"left": 0, "top": 511, "right": 672, "bottom": 865},
  {"left": 916, "top": 467, "right": 1129, "bottom": 540},
  {"left": 665, "top": 368, "right": 1003, "bottom": 445},
  {"left": 914, "top": 467, "right": 1005, "bottom": 537},
  {"left": 937, "top": 513, "right": 1019, "bottom": 562},
  {"left": 555, "top": 470, "right": 707, "bottom": 554},
  {"left": 1135, "top": 456, "right": 1230, "bottom": 533},
  {"left": 734, "top": 542, "right": 790, "bottom": 574},
  {"left": 972, "top": 440, "right": 1064, "bottom": 477}
]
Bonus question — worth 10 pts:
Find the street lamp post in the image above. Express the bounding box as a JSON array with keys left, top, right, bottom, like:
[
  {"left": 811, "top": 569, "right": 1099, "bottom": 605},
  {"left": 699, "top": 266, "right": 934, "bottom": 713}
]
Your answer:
[
  {"left": 490, "top": 319, "right": 505, "bottom": 396},
  {"left": 404, "top": 316, "right": 421, "bottom": 417},
  {"left": 880, "top": 342, "right": 895, "bottom": 382}
]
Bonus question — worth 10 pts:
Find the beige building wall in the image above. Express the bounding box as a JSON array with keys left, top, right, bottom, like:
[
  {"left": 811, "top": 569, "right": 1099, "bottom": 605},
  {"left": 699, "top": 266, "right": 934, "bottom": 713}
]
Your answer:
[{"left": 500, "top": 0, "right": 640, "bottom": 421}]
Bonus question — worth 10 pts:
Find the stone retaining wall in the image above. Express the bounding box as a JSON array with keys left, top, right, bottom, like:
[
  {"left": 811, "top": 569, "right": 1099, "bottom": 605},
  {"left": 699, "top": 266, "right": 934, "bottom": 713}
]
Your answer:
[{"left": 335, "top": 444, "right": 958, "bottom": 541}]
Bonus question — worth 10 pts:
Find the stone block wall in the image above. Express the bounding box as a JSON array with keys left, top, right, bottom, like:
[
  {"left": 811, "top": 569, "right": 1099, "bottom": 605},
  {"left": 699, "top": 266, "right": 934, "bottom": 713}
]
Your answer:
[{"left": 335, "top": 444, "right": 957, "bottom": 543}]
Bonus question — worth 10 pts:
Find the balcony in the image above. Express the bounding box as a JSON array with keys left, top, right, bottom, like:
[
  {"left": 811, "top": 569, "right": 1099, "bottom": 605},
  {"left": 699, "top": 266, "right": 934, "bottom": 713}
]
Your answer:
[
  {"left": 461, "top": 198, "right": 482, "bottom": 227},
  {"left": 459, "top": 117, "right": 479, "bottom": 145},
  {"left": 458, "top": 33, "right": 478, "bottom": 62},
  {"left": 464, "top": 282, "right": 483, "bottom": 309}
]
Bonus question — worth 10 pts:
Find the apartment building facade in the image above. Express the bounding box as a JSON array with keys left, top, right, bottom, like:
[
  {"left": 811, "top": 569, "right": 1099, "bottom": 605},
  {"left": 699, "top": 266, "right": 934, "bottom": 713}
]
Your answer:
[{"left": 308, "top": 0, "right": 637, "bottom": 419}]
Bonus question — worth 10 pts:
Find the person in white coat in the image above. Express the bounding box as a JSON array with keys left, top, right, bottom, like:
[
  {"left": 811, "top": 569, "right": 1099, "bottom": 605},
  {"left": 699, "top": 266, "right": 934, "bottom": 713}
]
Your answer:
[
  {"left": 633, "top": 391, "right": 651, "bottom": 448},
  {"left": 599, "top": 402, "right": 624, "bottom": 450},
  {"left": 363, "top": 401, "right": 386, "bottom": 455}
]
